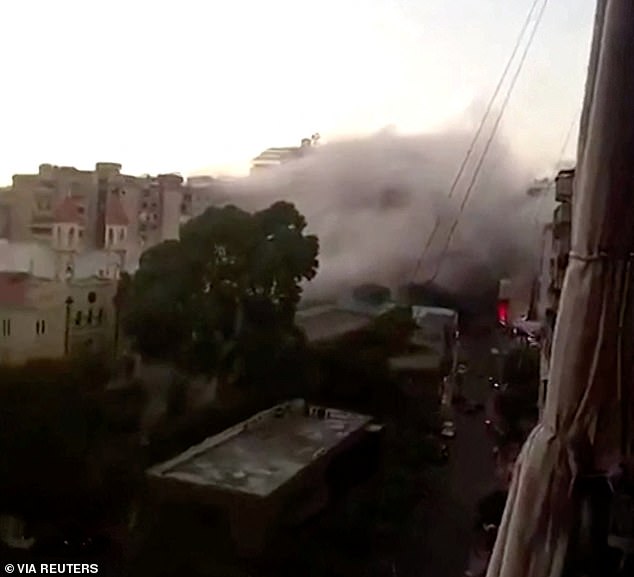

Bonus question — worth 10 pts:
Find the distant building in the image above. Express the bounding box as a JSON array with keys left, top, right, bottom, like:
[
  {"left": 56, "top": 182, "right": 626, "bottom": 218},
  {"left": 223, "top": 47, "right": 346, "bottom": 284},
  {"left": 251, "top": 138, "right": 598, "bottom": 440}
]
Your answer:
[
  {"left": 180, "top": 177, "right": 234, "bottom": 223},
  {"left": 250, "top": 135, "right": 319, "bottom": 175},
  {"left": 536, "top": 168, "right": 574, "bottom": 412},
  {"left": 0, "top": 162, "right": 187, "bottom": 364},
  {"left": 0, "top": 241, "right": 124, "bottom": 364},
  {"left": 1, "top": 163, "right": 185, "bottom": 259}
]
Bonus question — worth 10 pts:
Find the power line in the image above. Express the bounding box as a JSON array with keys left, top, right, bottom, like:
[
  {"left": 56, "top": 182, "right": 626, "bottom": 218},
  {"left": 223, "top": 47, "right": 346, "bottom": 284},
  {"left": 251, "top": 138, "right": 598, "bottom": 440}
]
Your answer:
[
  {"left": 428, "top": 0, "right": 550, "bottom": 284},
  {"left": 409, "top": 0, "right": 543, "bottom": 283}
]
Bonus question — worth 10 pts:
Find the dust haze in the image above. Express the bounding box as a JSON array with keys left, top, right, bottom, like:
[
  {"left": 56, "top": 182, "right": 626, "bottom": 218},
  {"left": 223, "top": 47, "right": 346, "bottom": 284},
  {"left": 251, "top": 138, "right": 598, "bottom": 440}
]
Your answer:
[{"left": 214, "top": 124, "right": 555, "bottom": 304}]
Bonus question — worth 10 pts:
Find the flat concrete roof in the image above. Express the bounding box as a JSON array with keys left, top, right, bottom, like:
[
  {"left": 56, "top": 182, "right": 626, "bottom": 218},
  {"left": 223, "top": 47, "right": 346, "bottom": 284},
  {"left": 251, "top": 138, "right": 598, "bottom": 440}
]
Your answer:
[
  {"left": 388, "top": 353, "right": 442, "bottom": 372},
  {"left": 295, "top": 306, "right": 373, "bottom": 343},
  {"left": 148, "top": 400, "right": 372, "bottom": 498}
]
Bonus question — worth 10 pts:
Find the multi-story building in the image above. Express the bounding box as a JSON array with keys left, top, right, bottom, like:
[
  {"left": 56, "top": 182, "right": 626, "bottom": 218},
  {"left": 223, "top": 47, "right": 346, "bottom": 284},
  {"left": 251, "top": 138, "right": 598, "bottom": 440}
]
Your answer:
[
  {"left": 536, "top": 168, "right": 574, "bottom": 411},
  {"left": 250, "top": 135, "right": 319, "bottom": 175},
  {"left": 0, "top": 163, "right": 186, "bottom": 364},
  {"left": 0, "top": 163, "right": 185, "bottom": 261},
  {"left": 180, "top": 176, "right": 234, "bottom": 224}
]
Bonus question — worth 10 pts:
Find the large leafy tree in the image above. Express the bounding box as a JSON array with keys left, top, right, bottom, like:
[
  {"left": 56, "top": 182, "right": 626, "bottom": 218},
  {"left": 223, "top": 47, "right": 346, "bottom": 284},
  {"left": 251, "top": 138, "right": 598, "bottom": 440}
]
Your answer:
[{"left": 121, "top": 202, "right": 319, "bottom": 385}]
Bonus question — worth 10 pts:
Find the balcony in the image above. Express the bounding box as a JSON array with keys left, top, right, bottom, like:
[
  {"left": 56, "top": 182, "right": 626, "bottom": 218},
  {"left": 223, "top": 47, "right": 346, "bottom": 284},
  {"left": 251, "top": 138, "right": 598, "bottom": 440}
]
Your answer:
[
  {"left": 555, "top": 169, "right": 575, "bottom": 202},
  {"left": 553, "top": 203, "right": 572, "bottom": 238}
]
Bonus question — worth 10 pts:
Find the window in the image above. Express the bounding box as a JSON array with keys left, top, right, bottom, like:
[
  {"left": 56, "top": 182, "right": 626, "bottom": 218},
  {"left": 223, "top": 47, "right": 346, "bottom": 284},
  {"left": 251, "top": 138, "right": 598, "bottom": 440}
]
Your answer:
[
  {"left": 36, "top": 321, "right": 40, "bottom": 334},
  {"left": 57, "top": 227, "right": 62, "bottom": 245},
  {"left": 87, "top": 291, "right": 96, "bottom": 304},
  {"left": 68, "top": 227, "right": 75, "bottom": 245},
  {"left": 78, "top": 229, "right": 84, "bottom": 239},
  {"left": 74, "top": 311, "right": 83, "bottom": 326},
  {"left": 35, "top": 320, "right": 46, "bottom": 335},
  {"left": 87, "top": 309, "right": 93, "bottom": 325},
  {"left": 108, "top": 227, "right": 114, "bottom": 245},
  {"left": 2, "top": 319, "right": 11, "bottom": 337},
  {"left": 97, "top": 308, "right": 104, "bottom": 324},
  {"left": 118, "top": 227, "right": 125, "bottom": 241}
]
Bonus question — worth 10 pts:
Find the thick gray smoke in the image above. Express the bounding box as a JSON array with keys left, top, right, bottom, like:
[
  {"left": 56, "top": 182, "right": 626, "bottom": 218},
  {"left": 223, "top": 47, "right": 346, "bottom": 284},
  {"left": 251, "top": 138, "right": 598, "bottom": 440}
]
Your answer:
[{"left": 216, "top": 127, "right": 554, "bottom": 303}]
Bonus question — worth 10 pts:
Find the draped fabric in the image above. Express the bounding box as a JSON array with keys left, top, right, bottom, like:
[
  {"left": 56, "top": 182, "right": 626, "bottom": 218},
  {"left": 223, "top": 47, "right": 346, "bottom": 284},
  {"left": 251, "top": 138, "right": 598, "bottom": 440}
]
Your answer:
[{"left": 487, "top": 2, "right": 634, "bottom": 575}]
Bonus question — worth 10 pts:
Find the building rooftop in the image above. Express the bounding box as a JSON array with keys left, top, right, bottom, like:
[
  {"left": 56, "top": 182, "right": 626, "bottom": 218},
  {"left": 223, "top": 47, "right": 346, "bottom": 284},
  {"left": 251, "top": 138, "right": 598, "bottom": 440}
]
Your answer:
[
  {"left": 147, "top": 400, "right": 372, "bottom": 498},
  {"left": 105, "top": 192, "right": 129, "bottom": 226},
  {"left": 388, "top": 353, "right": 442, "bottom": 372},
  {"left": 295, "top": 305, "right": 373, "bottom": 343},
  {"left": 53, "top": 196, "right": 84, "bottom": 225}
]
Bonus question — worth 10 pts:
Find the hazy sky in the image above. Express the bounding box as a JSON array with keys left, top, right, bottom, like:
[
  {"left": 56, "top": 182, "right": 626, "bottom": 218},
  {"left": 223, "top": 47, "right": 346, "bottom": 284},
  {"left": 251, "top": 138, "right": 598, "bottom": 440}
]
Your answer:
[{"left": 0, "top": 0, "right": 595, "bottom": 184}]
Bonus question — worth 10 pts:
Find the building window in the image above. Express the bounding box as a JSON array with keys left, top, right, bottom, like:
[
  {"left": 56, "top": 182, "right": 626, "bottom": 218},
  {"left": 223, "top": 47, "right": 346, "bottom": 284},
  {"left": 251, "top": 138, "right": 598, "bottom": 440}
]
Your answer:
[
  {"left": 88, "top": 291, "right": 96, "bottom": 304},
  {"left": 119, "top": 227, "right": 125, "bottom": 241},
  {"left": 78, "top": 229, "right": 84, "bottom": 239},
  {"left": 57, "top": 227, "right": 62, "bottom": 245},
  {"left": 68, "top": 227, "right": 75, "bottom": 245},
  {"left": 108, "top": 227, "right": 114, "bottom": 246},
  {"left": 2, "top": 319, "right": 11, "bottom": 337},
  {"left": 36, "top": 320, "right": 40, "bottom": 334},
  {"left": 97, "top": 308, "right": 104, "bottom": 324},
  {"left": 41, "top": 320, "right": 46, "bottom": 334},
  {"left": 74, "top": 311, "right": 83, "bottom": 326},
  {"left": 87, "top": 309, "right": 93, "bottom": 325}
]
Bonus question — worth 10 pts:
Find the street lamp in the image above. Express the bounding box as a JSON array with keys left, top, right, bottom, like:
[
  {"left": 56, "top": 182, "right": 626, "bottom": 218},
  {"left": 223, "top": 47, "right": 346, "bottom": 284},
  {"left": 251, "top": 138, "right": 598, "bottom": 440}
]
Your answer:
[{"left": 64, "top": 296, "right": 74, "bottom": 356}]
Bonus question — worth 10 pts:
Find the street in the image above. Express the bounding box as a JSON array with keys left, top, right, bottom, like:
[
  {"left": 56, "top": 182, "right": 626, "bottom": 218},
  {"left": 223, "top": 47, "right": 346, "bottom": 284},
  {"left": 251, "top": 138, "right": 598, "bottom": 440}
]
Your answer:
[{"left": 395, "top": 335, "right": 498, "bottom": 577}]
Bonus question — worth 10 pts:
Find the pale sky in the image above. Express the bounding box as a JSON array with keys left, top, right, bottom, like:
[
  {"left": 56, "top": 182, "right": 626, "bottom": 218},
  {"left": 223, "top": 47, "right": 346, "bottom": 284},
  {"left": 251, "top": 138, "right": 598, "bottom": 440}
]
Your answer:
[{"left": 0, "top": 0, "right": 596, "bottom": 184}]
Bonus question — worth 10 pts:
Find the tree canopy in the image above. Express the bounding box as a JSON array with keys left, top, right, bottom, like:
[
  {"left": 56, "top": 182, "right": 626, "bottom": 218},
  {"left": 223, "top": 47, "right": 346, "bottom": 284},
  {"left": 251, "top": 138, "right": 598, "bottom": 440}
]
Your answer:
[{"left": 121, "top": 202, "right": 319, "bottom": 385}]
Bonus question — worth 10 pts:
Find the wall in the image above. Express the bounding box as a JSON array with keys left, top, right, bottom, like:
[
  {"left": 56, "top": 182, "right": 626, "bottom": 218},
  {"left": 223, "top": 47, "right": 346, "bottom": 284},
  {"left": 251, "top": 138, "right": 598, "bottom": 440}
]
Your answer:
[{"left": 0, "top": 277, "right": 117, "bottom": 365}]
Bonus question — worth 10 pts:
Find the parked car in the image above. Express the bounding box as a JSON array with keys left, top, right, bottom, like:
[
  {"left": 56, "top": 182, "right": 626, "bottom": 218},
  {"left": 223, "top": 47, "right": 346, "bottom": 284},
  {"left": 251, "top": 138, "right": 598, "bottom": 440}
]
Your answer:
[{"left": 440, "top": 420, "right": 456, "bottom": 439}]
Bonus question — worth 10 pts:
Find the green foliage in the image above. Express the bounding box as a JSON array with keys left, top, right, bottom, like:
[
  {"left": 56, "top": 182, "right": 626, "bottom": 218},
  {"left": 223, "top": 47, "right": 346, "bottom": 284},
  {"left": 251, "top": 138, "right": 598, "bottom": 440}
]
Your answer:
[{"left": 121, "top": 202, "right": 319, "bottom": 384}]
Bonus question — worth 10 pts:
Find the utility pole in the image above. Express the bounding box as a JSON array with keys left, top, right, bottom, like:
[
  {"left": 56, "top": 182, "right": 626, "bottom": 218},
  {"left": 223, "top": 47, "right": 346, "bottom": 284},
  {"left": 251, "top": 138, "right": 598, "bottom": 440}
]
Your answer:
[{"left": 64, "top": 296, "right": 74, "bottom": 356}]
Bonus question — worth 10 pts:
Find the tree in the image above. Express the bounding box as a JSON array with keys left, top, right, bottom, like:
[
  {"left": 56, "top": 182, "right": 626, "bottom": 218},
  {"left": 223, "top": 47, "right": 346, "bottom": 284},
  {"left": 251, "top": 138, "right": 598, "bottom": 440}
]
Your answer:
[{"left": 121, "top": 202, "right": 319, "bottom": 388}]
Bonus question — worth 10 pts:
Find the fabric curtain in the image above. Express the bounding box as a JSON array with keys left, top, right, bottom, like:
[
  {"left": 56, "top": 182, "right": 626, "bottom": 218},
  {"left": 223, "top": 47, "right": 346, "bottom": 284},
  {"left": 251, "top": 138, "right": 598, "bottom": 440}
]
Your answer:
[{"left": 487, "top": 2, "right": 634, "bottom": 575}]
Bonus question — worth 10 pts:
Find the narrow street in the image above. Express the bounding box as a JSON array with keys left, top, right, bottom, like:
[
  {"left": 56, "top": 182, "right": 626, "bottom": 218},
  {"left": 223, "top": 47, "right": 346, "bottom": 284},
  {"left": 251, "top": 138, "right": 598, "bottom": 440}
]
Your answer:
[{"left": 397, "top": 335, "right": 499, "bottom": 577}]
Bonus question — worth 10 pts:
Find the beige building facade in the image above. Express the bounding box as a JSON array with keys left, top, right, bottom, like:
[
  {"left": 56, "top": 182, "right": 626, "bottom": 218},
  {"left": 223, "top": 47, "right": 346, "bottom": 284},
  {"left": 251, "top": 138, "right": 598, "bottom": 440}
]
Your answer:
[
  {"left": 0, "top": 162, "right": 185, "bottom": 260},
  {"left": 0, "top": 269, "right": 117, "bottom": 365}
]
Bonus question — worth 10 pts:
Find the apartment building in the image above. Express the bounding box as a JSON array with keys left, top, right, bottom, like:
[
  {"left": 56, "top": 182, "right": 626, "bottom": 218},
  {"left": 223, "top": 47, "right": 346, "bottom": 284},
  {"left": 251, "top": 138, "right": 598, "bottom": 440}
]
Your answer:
[
  {"left": 0, "top": 162, "right": 184, "bottom": 258},
  {"left": 0, "top": 163, "right": 186, "bottom": 364},
  {"left": 180, "top": 176, "right": 234, "bottom": 223},
  {"left": 250, "top": 135, "right": 319, "bottom": 175},
  {"left": 536, "top": 168, "right": 574, "bottom": 410}
]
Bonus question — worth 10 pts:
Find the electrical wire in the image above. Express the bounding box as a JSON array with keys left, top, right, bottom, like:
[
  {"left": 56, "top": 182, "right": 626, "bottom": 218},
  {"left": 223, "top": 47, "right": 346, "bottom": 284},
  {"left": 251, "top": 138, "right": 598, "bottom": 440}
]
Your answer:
[
  {"left": 428, "top": 0, "right": 550, "bottom": 284},
  {"left": 409, "top": 0, "right": 544, "bottom": 284}
]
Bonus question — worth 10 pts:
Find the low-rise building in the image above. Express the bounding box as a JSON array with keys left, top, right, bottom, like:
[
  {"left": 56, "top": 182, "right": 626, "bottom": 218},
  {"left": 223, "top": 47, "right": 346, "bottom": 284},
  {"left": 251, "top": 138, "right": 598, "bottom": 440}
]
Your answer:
[{"left": 0, "top": 242, "right": 123, "bottom": 364}]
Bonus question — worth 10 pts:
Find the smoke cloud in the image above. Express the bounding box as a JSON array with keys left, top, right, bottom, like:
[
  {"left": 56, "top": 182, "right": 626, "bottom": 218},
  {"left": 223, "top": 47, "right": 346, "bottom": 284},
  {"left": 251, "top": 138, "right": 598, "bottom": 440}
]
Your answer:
[{"left": 214, "top": 124, "right": 555, "bottom": 304}]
